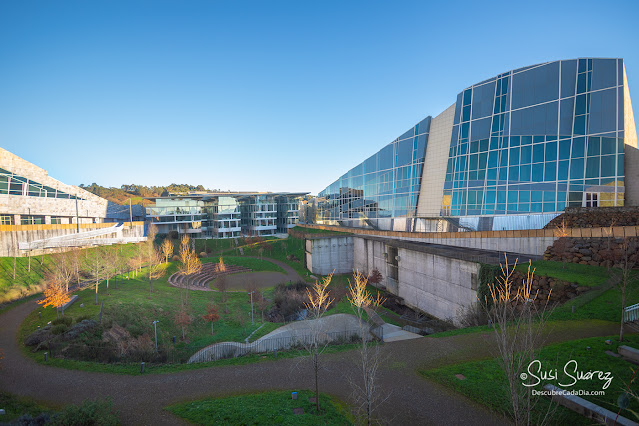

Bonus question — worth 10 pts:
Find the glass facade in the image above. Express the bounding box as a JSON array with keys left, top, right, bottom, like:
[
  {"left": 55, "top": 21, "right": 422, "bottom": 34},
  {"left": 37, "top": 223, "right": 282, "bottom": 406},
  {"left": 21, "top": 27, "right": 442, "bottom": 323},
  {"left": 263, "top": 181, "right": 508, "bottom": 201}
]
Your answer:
[
  {"left": 147, "top": 193, "right": 304, "bottom": 238},
  {"left": 316, "top": 58, "right": 632, "bottom": 229},
  {"left": 0, "top": 168, "right": 85, "bottom": 200},
  {"left": 443, "top": 58, "right": 625, "bottom": 216},
  {"left": 317, "top": 116, "right": 431, "bottom": 226}
]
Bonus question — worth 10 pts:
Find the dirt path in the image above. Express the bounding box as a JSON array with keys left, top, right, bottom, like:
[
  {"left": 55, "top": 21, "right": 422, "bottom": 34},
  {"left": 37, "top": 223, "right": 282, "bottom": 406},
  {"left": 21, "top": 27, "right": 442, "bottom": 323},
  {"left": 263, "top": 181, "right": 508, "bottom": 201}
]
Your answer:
[{"left": 210, "top": 271, "right": 288, "bottom": 290}]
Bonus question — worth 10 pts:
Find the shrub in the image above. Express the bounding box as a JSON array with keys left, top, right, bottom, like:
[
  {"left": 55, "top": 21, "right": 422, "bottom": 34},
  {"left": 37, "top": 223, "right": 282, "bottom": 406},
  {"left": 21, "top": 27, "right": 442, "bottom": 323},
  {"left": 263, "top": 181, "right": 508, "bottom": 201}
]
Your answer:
[
  {"left": 199, "top": 252, "right": 207, "bottom": 258},
  {"left": 51, "top": 324, "right": 68, "bottom": 335},
  {"left": 75, "top": 314, "right": 92, "bottom": 323},
  {"left": 168, "top": 230, "right": 179, "bottom": 240},
  {"left": 172, "top": 255, "right": 179, "bottom": 262},
  {"left": 52, "top": 316, "right": 73, "bottom": 327},
  {"left": 51, "top": 398, "right": 119, "bottom": 426}
]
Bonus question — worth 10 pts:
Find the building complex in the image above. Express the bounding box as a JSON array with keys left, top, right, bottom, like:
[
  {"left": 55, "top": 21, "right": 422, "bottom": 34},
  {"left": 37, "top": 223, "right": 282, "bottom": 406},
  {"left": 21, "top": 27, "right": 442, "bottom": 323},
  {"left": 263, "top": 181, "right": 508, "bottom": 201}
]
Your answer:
[
  {"left": 146, "top": 192, "right": 306, "bottom": 238},
  {"left": 317, "top": 58, "right": 638, "bottom": 231}
]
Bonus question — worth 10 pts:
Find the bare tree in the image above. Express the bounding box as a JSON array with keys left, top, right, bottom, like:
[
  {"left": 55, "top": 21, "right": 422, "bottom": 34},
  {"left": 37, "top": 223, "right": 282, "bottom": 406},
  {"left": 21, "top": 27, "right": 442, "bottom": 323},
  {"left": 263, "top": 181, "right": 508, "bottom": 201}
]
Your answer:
[
  {"left": 85, "top": 247, "right": 109, "bottom": 305},
  {"left": 348, "top": 271, "right": 386, "bottom": 425},
  {"left": 303, "top": 274, "right": 334, "bottom": 413},
  {"left": 177, "top": 235, "right": 202, "bottom": 306},
  {"left": 50, "top": 251, "right": 76, "bottom": 293},
  {"left": 147, "top": 249, "right": 166, "bottom": 296},
  {"left": 613, "top": 238, "right": 638, "bottom": 342},
  {"left": 486, "top": 256, "right": 554, "bottom": 425},
  {"left": 216, "top": 275, "right": 229, "bottom": 314},
  {"left": 160, "top": 238, "right": 174, "bottom": 264}
]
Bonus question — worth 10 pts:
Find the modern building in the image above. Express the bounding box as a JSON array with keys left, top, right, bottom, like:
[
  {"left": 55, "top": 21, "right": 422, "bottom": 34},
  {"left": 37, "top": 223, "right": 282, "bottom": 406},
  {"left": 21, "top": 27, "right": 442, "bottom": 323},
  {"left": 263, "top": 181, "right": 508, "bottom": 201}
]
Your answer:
[
  {"left": 0, "top": 147, "right": 146, "bottom": 256},
  {"left": 146, "top": 192, "right": 307, "bottom": 238},
  {"left": 317, "top": 58, "right": 638, "bottom": 231}
]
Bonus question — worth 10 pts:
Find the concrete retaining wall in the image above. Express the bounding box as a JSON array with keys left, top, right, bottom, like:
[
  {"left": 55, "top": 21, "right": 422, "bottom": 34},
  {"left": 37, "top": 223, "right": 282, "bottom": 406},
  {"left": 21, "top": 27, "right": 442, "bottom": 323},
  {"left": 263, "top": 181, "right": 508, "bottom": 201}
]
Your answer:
[
  {"left": 353, "top": 237, "right": 479, "bottom": 324},
  {"left": 0, "top": 222, "right": 146, "bottom": 257},
  {"left": 305, "top": 236, "right": 353, "bottom": 275}
]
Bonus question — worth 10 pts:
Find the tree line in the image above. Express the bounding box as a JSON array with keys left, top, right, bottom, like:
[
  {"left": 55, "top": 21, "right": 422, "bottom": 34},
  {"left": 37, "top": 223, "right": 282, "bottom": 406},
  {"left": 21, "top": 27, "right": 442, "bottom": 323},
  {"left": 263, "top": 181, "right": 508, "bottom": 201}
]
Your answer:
[{"left": 78, "top": 183, "right": 222, "bottom": 205}]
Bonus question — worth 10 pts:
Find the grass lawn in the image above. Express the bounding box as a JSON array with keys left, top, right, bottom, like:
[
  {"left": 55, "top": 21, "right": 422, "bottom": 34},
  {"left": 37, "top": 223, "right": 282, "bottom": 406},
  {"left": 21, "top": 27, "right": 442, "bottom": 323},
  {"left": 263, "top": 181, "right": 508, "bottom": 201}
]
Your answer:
[
  {"left": 515, "top": 260, "right": 612, "bottom": 288},
  {"left": 0, "top": 243, "right": 146, "bottom": 304},
  {"left": 166, "top": 390, "right": 353, "bottom": 425},
  {"left": 201, "top": 255, "right": 285, "bottom": 274},
  {"left": 0, "top": 391, "right": 57, "bottom": 422},
  {"left": 291, "top": 225, "right": 352, "bottom": 235},
  {"left": 18, "top": 260, "right": 281, "bottom": 365},
  {"left": 16, "top": 255, "right": 371, "bottom": 375},
  {"left": 421, "top": 334, "right": 639, "bottom": 424}
]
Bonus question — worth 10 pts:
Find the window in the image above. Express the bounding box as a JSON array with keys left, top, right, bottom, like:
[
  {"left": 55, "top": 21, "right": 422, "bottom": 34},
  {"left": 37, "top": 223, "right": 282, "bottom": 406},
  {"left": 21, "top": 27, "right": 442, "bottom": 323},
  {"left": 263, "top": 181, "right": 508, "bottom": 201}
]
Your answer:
[
  {"left": 584, "top": 192, "right": 599, "bottom": 208},
  {"left": 0, "top": 215, "right": 14, "bottom": 225},
  {"left": 20, "top": 215, "right": 45, "bottom": 225},
  {"left": 50, "top": 216, "right": 63, "bottom": 224}
]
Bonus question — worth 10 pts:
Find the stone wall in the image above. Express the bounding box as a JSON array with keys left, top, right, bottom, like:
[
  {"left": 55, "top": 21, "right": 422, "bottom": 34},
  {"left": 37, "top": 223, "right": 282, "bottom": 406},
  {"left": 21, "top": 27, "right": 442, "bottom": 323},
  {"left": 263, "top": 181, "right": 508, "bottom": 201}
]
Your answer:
[
  {"left": 507, "top": 271, "right": 590, "bottom": 306},
  {"left": 545, "top": 207, "right": 639, "bottom": 229},
  {"left": 543, "top": 237, "right": 639, "bottom": 268}
]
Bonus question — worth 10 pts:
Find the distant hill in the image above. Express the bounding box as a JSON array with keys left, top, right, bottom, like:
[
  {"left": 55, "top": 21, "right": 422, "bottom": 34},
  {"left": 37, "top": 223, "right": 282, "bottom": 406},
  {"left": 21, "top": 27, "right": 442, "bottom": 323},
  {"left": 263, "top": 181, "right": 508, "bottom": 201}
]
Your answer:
[{"left": 79, "top": 183, "right": 216, "bottom": 205}]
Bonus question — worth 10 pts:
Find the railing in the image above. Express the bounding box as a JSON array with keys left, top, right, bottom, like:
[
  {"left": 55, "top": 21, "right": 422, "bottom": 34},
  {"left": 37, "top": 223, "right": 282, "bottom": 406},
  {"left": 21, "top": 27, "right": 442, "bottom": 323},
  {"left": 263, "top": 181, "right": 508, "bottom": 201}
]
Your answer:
[
  {"left": 188, "top": 328, "right": 366, "bottom": 363},
  {"left": 624, "top": 303, "right": 639, "bottom": 323}
]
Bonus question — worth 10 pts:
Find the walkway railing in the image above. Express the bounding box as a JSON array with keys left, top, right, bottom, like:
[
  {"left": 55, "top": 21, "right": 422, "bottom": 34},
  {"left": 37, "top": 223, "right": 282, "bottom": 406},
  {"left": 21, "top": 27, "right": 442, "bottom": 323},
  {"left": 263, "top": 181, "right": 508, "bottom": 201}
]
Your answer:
[
  {"left": 624, "top": 302, "right": 639, "bottom": 323},
  {"left": 188, "top": 328, "right": 365, "bottom": 363}
]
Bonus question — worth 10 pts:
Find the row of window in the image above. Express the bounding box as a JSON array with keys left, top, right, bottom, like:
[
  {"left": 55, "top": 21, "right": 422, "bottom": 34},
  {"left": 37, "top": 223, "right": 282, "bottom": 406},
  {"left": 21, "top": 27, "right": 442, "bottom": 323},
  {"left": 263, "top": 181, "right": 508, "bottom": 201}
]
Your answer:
[{"left": 0, "top": 169, "right": 85, "bottom": 201}]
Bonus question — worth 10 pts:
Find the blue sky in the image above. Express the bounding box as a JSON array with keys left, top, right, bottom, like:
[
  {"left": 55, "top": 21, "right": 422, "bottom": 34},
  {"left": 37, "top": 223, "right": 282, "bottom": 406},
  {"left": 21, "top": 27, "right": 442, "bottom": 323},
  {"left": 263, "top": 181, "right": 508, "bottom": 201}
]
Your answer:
[{"left": 1, "top": 0, "right": 637, "bottom": 195}]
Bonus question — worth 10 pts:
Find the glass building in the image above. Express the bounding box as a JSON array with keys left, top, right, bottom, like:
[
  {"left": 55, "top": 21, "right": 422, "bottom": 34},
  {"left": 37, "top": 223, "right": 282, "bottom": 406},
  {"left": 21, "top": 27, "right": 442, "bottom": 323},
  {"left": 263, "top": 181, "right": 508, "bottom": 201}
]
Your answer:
[
  {"left": 317, "top": 58, "right": 637, "bottom": 231},
  {"left": 146, "top": 192, "right": 307, "bottom": 238}
]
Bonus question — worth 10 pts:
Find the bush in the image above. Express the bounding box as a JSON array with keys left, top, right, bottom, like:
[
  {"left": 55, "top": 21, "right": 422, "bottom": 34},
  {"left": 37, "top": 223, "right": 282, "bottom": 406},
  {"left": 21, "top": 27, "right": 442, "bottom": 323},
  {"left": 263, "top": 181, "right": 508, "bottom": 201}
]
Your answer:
[
  {"left": 52, "top": 317, "right": 73, "bottom": 327},
  {"left": 51, "top": 324, "right": 68, "bottom": 335},
  {"left": 168, "top": 230, "right": 179, "bottom": 240},
  {"left": 51, "top": 398, "right": 119, "bottom": 425},
  {"left": 172, "top": 255, "right": 179, "bottom": 262},
  {"left": 199, "top": 252, "right": 207, "bottom": 258},
  {"left": 75, "top": 314, "right": 92, "bottom": 323}
]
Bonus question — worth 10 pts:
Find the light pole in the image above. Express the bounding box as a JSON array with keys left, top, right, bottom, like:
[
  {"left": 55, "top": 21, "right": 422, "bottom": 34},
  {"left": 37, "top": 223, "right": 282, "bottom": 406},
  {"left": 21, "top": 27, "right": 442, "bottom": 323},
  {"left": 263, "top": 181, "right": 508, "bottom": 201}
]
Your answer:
[
  {"left": 152, "top": 320, "right": 159, "bottom": 351},
  {"left": 248, "top": 291, "right": 254, "bottom": 325}
]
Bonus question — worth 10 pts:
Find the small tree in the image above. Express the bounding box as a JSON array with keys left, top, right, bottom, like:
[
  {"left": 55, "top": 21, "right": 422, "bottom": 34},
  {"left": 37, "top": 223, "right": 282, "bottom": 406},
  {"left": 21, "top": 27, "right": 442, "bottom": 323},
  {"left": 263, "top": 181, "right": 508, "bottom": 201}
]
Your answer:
[
  {"left": 160, "top": 238, "right": 174, "bottom": 264},
  {"left": 486, "top": 256, "right": 554, "bottom": 425},
  {"left": 348, "top": 270, "right": 385, "bottom": 425},
  {"left": 202, "top": 303, "right": 220, "bottom": 335},
  {"left": 147, "top": 249, "right": 166, "bottom": 296},
  {"left": 367, "top": 268, "right": 383, "bottom": 286},
  {"left": 178, "top": 235, "right": 202, "bottom": 306},
  {"left": 613, "top": 238, "right": 638, "bottom": 342},
  {"left": 38, "top": 279, "right": 70, "bottom": 319},
  {"left": 218, "top": 257, "right": 226, "bottom": 272},
  {"left": 174, "top": 307, "right": 191, "bottom": 340},
  {"left": 303, "top": 273, "right": 334, "bottom": 413},
  {"left": 216, "top": 275, "right": 229, "bottom": 314}
]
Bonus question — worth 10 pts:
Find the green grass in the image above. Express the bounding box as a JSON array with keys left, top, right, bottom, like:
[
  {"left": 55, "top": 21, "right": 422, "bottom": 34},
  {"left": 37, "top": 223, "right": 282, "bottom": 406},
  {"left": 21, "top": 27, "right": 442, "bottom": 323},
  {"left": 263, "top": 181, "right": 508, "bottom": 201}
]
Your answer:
[
  {"left": 421, "top": 334, "right": 639, "bottom": 424},
  {"left": 515, "top": 260, "right": 612, "bottom": 288},
  {"left": 16, "top": 257, "right": 367, "bottom": 375},
  {"left": 0, "top": 243, "right": 147, "bottom": 304},
  {"left": 166, "top": 390, "right": 353, "bottom": 425},
  {"left": 291, "top": 225, "right": 352, "bottom": 235},
  {"left": 18, "top": 261, "right": 278, "bottom": 364},
  {"left": 22, "top": 341, "right": 366, "bottom": 376},
  {"left": 0, "top": 391, "right": 57, "bottom": 421},
  {"left": 241, "top": 237, "right": 309, "bottom": 279}
]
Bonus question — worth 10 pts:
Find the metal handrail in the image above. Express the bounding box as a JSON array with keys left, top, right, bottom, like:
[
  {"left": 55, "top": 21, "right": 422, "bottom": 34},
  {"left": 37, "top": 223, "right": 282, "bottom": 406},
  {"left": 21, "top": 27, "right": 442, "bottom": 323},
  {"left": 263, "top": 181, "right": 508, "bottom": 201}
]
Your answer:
[{"left": 624, "top": 303, "right": 639, "bottom": 323}]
